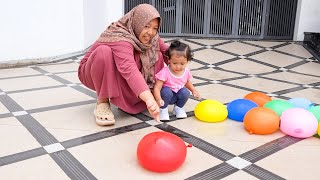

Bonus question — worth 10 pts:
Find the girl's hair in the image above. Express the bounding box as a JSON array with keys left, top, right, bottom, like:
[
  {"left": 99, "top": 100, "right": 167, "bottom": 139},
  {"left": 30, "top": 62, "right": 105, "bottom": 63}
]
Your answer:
[{"left": 165, "top": 40, "right": 193, "bottom": 61}]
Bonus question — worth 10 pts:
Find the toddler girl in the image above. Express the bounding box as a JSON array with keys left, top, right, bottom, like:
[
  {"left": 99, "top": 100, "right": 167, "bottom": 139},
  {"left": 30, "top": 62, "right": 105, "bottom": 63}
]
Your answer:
[{"left": 153, "top": 40, "right": 201, "bottom": 120}]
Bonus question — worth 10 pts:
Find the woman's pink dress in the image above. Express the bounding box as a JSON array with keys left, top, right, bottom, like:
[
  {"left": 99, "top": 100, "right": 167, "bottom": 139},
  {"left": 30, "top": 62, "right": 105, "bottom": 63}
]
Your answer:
[{"left": 78, "top": 38, "right": 168, "bottom": 114}]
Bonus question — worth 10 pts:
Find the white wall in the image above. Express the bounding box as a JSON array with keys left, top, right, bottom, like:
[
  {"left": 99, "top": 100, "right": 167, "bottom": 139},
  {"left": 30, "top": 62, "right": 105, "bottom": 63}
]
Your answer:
[
  {"left": 294, "top": 0, "right": 320, "bottom": 41},
  {"left": 0, "top": 0, "right": 124, "bottom": 64},
  {"left": 2, "top": 0, "right": 316, "bottom": 63},
  {"left": 83, "top": 0, "right": 124, "bottom": 48}
]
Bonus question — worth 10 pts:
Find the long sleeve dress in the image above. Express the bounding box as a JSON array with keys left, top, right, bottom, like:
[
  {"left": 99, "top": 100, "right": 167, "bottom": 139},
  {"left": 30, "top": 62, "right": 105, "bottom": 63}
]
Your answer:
[{"left": 78, "top": 38, "right": 168, "bottom": 114}]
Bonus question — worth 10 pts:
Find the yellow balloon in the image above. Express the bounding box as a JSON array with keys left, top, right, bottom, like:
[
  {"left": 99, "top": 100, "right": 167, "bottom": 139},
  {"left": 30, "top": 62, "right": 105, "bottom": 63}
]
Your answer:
[
  {"left": 194, "top": 99, "right": 228, "bottom": 123},
  {"left": 318, "top": 124, "right": 320, "bottom": 136}
]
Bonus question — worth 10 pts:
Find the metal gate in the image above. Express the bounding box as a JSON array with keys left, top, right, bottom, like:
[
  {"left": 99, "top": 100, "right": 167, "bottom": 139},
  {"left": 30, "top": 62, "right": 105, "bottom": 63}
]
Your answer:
[{"left": 124, "top": 0, "right": 297, "bottom": 40}]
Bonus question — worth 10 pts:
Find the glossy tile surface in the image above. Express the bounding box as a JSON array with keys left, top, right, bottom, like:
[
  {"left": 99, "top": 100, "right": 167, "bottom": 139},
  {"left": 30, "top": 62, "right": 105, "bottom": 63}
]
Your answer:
[{"left": 0, "top": 38, "right": 319, "bottom": 179}]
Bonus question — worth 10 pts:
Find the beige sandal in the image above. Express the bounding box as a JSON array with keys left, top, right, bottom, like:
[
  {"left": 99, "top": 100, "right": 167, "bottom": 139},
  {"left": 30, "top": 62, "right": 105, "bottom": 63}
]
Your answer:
[{"left": 93, "top": 103, "right": 115, "bottom": 126}]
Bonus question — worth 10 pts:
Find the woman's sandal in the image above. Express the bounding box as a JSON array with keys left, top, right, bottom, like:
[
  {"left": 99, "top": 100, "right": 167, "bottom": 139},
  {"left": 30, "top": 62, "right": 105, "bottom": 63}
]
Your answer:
[{"left": 93, "top": 103, "right": 115, "bottom": 126}]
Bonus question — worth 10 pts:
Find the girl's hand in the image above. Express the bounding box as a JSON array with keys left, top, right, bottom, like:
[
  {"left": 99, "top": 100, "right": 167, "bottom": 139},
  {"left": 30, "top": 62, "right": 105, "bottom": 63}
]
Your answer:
[
  {"left": 192, "top": 90, "right": 201, "bottom": 100},
  {"left": 157, "top": 99, "right": 164, "bottom": 107},
  {"left": 146, "top": 99, "right": 160, "bottom": 123}
]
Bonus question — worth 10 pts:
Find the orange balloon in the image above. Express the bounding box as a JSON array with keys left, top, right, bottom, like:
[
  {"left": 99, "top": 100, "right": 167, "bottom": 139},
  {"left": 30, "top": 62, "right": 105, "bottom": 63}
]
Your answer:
[
  {"left": 243, "top": 107, "right": 280, "bottom": 135},
  {"left": 244, "top": 92, "right": 271, "bottom": 107}
]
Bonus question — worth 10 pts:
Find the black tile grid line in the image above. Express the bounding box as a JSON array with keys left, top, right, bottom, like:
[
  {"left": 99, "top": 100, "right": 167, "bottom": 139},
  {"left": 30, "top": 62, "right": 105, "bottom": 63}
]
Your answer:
[
  {"left": 309, "top": 82, "right": 320, "bottom": 87},
  {"left": 53, "top": 70, "right": 78, "bottom": 74},
  {"left": 156, "top": 123, "right": 236, "bottom": 161},
  {"left": 192, "top": 73, "right": 298, "bottom": 98},
  {"left": 273, "top": 49, "right": 312, "bottom": 60},
  {"left": 239, "top": 41, "right": 288, "bottom": 49},
  {"left": 192, "top": 75, "right": 214, "bottom": 82},
  {"left": 0, "top": 148, "right": 47, "bottom": 167},
  {"left": 26, "top": 100, "right": 96, "bottom": 114},
  {"left": 156, "top": 124, "right": 289, "bottom": 180},
  {"left": 255, "top": 70, "right": 285, "bottom": 76},
  {"left": 0, "top": 120, "right": 151, "bottom": 167},
  {"left": 271, "top": 86, "right": 307, "bottom": 96},
  {"left": 190, "top": 66, "right": 212, "bottom": 71},
  {"left": 185, "top": 162, "right": 238, "bottom": 180},
  {"left": 184, "top": 38, "right": 233, "bottom": 48},
  {"left": 286, "top": 69, "right": 320, "bottom": 79},
  {"left": 244, "top": 57, "right": 283, "bottom": 69},
  {"left": 50, "top": 150, "right": 97, "bottom": 180},
  {"left": 39, "top": 53, "right": 85, "bottom": 65},
  {"left": 5, "top": 85, "right": 67, "bottom": 94},
  {"left": 30, "top": 66, "right": 97, "bottom": 99},
  {"left": 0, "top": 74, "right": 43, "bottom": 80},
  {"left": 39, "top": 59, "right": 79, "bottom": 66},
  {"left": 211, "top": 57, "right": 242, "bottom": 66},
  {"left": 267, "top": 42, "right": 292, "bottom": 50},
  {"left": 131, "top": 113, "right": 154, "bottom": 122},
  {"left": 191, "top": 46, "right": 207, "bottom": 53},
  {"left": 193, "top": 81, "right": 214, "bottom": 87},
  {"left": 257, "top": 76, "right": 306, "bottom": 87},
  {"left": 194, "top": 70, "right": 320, "bottom": 104},
  {"left": 284, "top": 61, "right": 313, "bottom": 70},
  {"left": 189, "top": 64, "right": 312, "bottom": 102},
  {"left": 239, "top": 135, "right": 303, "bottom": 163},
  {"left": 61, "top": 122, "right": 151, "bottom": 149},
  {"left": 212, "top": 66, "right": 248, "bottom": 76},
  {"left": 0, "top": 95, "right": 58, "bottom": 145},
  {"left": 191, "top": 58, "right": 211, "bottom": 66},
  {"left": 33, "top": 67, "right": 96, "bottom": 98},
  {"left": 211, "top": 47, "right": 240, "bottom": 57},
  {"left": 0, "top": 65, "right": 99, "bottom": 178},
  {"left": 243, "top": 164, "right": 286, "bottom": 180},
  {"left": 241, "top": 49, "right": 268, "bottom": 58},
  {"left": 0, "top": 113, "right": 11, "bottom": 119}
]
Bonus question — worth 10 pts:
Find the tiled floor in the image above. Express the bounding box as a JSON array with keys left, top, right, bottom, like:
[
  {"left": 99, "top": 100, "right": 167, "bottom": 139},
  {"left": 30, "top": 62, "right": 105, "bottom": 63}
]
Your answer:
[{"left": 0, "top": 38, "right": 320, "bottom": 180}]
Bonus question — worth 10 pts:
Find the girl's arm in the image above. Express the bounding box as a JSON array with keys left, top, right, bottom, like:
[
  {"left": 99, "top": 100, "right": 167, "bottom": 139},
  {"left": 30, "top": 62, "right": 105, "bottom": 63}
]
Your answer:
[{"left": 185, "top": 80, "right": 201, "bottom": 100}]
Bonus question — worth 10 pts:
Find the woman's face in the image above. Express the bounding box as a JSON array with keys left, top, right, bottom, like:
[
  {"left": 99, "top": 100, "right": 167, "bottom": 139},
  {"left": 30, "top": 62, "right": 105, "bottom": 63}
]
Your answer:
[{"left": 138, "top": 18, "right": 159, "bottom": 44}]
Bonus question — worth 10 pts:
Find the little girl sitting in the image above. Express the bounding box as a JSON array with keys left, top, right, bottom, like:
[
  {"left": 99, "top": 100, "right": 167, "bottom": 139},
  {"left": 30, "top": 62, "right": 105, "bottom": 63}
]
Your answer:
[{"left": 153, "top": 40, "right": 201, "bottom": 120}]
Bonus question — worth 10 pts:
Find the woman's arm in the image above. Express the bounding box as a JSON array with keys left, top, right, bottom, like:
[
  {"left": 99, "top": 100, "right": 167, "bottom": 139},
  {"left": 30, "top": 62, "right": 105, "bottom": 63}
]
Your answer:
[
  {"left": 153, "top": 80, "right": 165, "bottom": 106},
  {"left": 111, "top": 41, "right": 150, "bottom": 97},
  {"left": 111, "top": 41, "right": 160, "bottom": 122},
  {"left": 139, "top": 90, "right": 160, "bottom": 122}
]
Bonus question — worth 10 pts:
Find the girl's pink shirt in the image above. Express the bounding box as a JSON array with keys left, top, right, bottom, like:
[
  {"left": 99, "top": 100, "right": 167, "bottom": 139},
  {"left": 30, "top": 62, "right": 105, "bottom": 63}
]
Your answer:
[{"left": 155, "top": 66, "right": 192, "bottom": 93}]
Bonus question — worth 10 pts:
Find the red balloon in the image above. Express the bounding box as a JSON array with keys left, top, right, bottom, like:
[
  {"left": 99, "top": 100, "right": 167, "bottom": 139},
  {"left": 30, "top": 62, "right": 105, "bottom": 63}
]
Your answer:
[{"left": 137, "top": 131, "right": 190, "bottom": 172}]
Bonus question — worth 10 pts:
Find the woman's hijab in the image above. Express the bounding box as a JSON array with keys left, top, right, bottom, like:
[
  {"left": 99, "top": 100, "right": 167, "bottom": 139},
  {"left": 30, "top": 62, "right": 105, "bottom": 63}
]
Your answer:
[{"left": 97, "top": 4, "right": 161, "bottom": 88}]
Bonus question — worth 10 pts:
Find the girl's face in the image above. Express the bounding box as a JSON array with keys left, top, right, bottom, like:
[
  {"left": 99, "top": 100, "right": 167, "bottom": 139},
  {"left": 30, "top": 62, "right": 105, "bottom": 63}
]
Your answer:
[
  {"left": 138, "top": 18, "right": 159, "bottom": 44},
  {"left": 169, "top": 53, "right": 188, "bottom": 75}
]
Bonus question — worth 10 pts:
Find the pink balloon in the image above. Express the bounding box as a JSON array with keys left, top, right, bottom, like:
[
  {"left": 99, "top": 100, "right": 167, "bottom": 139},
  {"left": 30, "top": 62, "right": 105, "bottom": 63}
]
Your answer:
[{"left": 280, "top": 108, "right": 318, "bottom": 138}]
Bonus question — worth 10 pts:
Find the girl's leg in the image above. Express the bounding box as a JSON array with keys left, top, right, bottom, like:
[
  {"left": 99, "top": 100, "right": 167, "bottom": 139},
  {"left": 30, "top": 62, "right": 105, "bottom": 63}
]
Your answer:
[
  {"left": 160, "top": 86, "right": 174, "bottom": 108},
  {"left": 175, "top": 87, "right": 190, "bottom": 108},
  {"left": 159, "top": 86, "right": 174, "bottom": 120},
  {"left": 173, "top": 88, "right": 190, "bottom": 118}
]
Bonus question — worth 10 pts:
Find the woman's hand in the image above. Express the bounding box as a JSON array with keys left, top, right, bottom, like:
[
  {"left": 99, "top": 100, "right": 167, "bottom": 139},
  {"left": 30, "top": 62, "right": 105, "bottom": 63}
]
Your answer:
[{"left": 146, "top": 99, "right": 160, "bottom": 122}]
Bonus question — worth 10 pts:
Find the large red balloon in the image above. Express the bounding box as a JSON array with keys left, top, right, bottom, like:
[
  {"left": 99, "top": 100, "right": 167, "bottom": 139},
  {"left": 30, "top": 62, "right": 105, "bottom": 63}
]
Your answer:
[{"left": 137, "top": 131, "right": 190, "bottom": 172}]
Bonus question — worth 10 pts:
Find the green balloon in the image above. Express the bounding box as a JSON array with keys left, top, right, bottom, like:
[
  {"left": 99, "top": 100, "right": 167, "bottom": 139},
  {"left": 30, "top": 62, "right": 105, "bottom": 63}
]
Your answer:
[
  {"left": 308, "top": 106, "right": 320, "bottom": 122},
  {"left": 264, "top": 100, "right": 294, "bottom": 116}
]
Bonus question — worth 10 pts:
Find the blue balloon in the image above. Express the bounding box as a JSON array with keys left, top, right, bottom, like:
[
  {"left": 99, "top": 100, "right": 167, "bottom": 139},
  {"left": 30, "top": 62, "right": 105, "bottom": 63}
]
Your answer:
[
  {"left": 227, "top": 99, "right": 258, "bottom": 122},
  {"left": 288, "top": 98, "right": 313, "bottom": 110}
]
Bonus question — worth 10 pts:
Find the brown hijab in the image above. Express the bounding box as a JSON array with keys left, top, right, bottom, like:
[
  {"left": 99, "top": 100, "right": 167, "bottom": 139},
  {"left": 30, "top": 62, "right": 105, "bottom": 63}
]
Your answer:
[{"left": 97, "top": 4, "right": 161, "bottom": 88}]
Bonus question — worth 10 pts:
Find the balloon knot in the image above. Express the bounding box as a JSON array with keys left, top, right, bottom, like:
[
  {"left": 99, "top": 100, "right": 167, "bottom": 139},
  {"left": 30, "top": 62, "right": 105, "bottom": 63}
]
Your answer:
[{"left": 187, "top": 144, "right": 192, "bottom": 148}]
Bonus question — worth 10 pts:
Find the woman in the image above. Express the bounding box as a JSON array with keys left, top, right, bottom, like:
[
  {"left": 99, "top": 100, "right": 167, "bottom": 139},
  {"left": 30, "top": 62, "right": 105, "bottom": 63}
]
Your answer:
[{"left": 78, "top": 4, "right": 168, "bottom": 125}]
